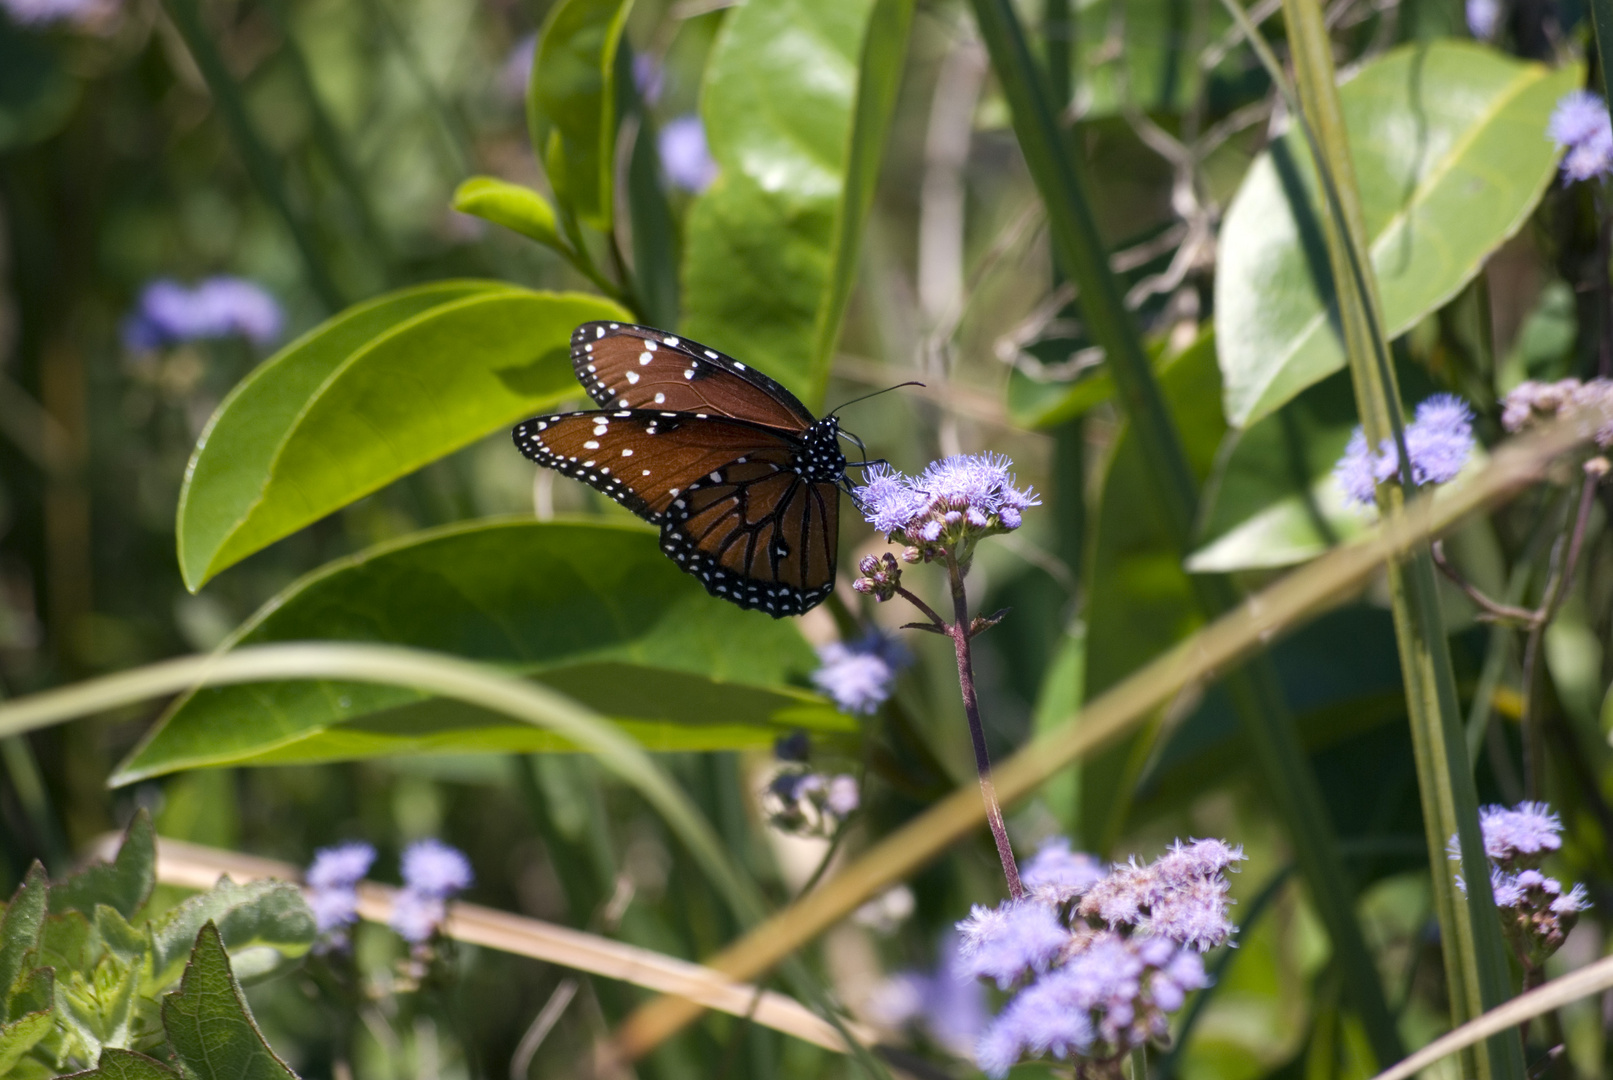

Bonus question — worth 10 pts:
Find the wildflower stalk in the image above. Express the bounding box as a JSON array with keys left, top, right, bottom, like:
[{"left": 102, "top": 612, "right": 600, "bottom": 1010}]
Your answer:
[
  {"left": 1275, "top": 0, "right": 1524, "bottom": 1075},
  {"left": 944, "top": 551, "right": 1025, "bottom": 898},
  {"left": 968, "top": 0, "right": 1403, "bottom": 1062}
]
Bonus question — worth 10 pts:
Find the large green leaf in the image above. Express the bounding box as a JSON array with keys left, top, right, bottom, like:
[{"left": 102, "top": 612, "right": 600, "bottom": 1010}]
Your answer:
[
  {"left": 115, "top": 520, "right": 848, "bottom": 782},
  {"left": 682, "top": 0, "right": 899, "bottom": 404},
  {"left": 528, "top": 0, "right": 630, "bottom": 231},
  {"left": 48, "top": 813, "right": 154, "bottom": 922},
  {"left": 1216, "top": 42, "right": 1578, "bottom": 428},
  {"left": 147, "top": 880, "right": 314, "bottom": 991},
  {"left": 161, "top": 924, "right": 298, "bottom": 1080},
  {"left": 176, "top": 284, "right": 628, "bottom": 588}
]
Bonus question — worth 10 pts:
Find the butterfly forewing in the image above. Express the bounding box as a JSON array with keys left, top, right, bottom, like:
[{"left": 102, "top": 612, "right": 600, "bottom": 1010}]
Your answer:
[
  {"left": 513, "top": 410, "right": 799, "bottom": 522},
  {"left": 571, "top": 322, "right": 816, "bottom": 430}
]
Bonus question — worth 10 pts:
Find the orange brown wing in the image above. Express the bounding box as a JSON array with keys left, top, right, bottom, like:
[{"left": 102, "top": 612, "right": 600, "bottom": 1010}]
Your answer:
[{"left": 571, "top": 321, "right": 816, "bottom": 430}]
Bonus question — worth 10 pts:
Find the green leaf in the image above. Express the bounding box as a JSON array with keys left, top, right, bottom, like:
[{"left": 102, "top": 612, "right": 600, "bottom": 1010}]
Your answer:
[
  {"left": 529, "top": 0, "right": 631, "bottom": 231},
  {"left": 682, "top": 0, "right": 896, "bottom": 403},
  {"left": 0, "top": 982, "right": 54, "bottom": 1075},
  {"left": 68, "top": 1048, "right": 183, "bottom": 1080},
  {"left": 49, "top": 811, "right": 154, "bottom": 921},
  {"left": 622, "top": 51, "right": 679, "bottom": 328},
  {"left": 115, "top": 520, "right": 849, "bottom": 782},
  {"left": 1079, "top": 334, "right": 1225, "bottom": 849},
  {"left": 452, "top": 177, "right": 566, "bottom": 253},
  {"left": 176, "top": 285, "right": 629, "bottom": 588},
  {"left": 161, "top": 924, "right": 299, "bottom": 1080},
  {"left": 1216, "top": 42, "right": 1579, "bottom": 428},
  {"left": 0, "top": 863, "right": 48, "bottom": 999},
  {"left": 147, "top": 880, "right": 314, "bottom": 993}
]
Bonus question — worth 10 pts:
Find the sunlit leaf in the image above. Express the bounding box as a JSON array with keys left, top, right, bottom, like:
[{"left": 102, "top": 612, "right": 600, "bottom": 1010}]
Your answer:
[
  {"left": 452, "top": 177, "right": 566, "bottom": 253},
  {"left": 117, "top": 520, "right": 848, "bottom": 782},
  {"left": 161, "top": 924, "right": 298, "bottom": 1080},
  {"left": 176, "top": 284, "right": 628, "bottom": 588},
  {"left": 529, "top": 0, "right": 631, "bottom": 231},
  {"left": 147, "top": 880, "right": 314, "bottom": 991},
  {"left": 1217, "top": 42, "right": 1578, "bottom": 427}
]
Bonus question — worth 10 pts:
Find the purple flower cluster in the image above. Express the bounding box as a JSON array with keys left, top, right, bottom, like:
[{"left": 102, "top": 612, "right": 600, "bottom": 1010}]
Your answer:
[
  {"left": 763, "top": 767, "right": 860, "bottom": 836},
  {"left": 659, "top": 116, "right": 718, "bottom": 193},
  {"left": 811, "top": 629, "right": 908, "bottom": 714},
  {"left": 391, "top": 838, "right": 474, "bottom": 945},
  {"left": 1549, "top": 91, "right": 1613, "bottom": 183},
  {"left": 304, "top": 841, "right": 376, "bottom": 950},
  {"left": 959, "top": 837, "right": 1243, "bottom": 1076},
  {"left": 1466, "top": 0, "right": 1501, "bottom": 38},
  {"left": 853, "top": 454, "right": 1040, "bottom": 561},
  {"left": 870, "top": 933, "right": 989, "bottom": 1057},
  {"left": 1335, "top": 394, "right": 1476, "bottom": 507},
  {"left": 1502, "top": 377, "right": 1613, "bottom": 448},
  {"left": 1450, "top": 802, "right": 1588, "bottom": 966},
  {"left": 1, "top": 0, "right": 99, "bottom": 25},
  {"left": 122, "top": 276, "right": 284, "bottom": 351}
]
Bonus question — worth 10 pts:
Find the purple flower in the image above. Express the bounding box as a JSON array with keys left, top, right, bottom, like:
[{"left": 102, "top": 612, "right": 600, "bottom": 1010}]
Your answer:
[
  {"left": 853, "top": 453, "right": 1040, "bottom": 550},
  {"left": 401, "top": 838, "right": 474, "bottom": 898},
  {"left": 853, "top": 464, "right": 929, "bottom": 533},
  {"left": 659, "top": 116, "right": 718, "bottom": 193},
  {"left": 500, "top": 33, "right": 536, "bottom": 101},
  {"left": 1336, "top": 395, "right": 1475, "bottom": 507},
  {"left": 1, "top": 0, "right": 99, "bottom": 25},
  {"left": 915, "top": 453, "right": 1040, "bottom": 517},
  {"left": 122, "top": 276, "right": 284, "bottom": 350},
  {"left": 1334, "top": 429, "right": 1380, "bottom": 506},
  {"left": 1552, "top": 882, "right": 1590, "bottom": 915},
  {"left": 308, "top": 885, "right": 360, "bottom": 934},
  {"left": 1078, "top": 839, "right": 1243, "bottom": 951},
  {"left": 811, "top": 630, "right": 908, "bottom": 715},
  {"left": 1458, "top": 801, "right": 1563, "bottom": 866},
  {"left": 1549, "top": 91, "right": 1613, "bottom": 182},
  {"left": 956, "top": 900, "right": 1069, "bottom": 989},
  {"left": 1022, "top": 837, "right": 1105, "bottom": 903},
  {"left": 633, "top": 54, "right": 664, "bottom": 105},
  {"left": 826, "top": 774, "right": 860, "bottom": 817},
  {"left": 1466, "top": 0, "right": 1501, "bottom": 38},
  {"left": 390, "top": 889, "right": 448, "bottom": 944},
  {"left": 307, "top": 841, "right": 376, "bottom": 890},
  {"left": 870, "top": 933, "right": 988, "bottom": 1057}
]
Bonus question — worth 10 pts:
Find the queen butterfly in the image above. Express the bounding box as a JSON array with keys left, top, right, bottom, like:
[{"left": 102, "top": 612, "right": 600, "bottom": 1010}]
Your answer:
[{"left": 513, "top": 321, "right": 851, "bottom": 617}]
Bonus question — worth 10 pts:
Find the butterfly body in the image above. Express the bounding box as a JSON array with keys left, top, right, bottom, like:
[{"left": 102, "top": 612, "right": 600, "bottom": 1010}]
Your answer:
[{"left": 514, "top": 322, "right": 846, "bottom": 617}]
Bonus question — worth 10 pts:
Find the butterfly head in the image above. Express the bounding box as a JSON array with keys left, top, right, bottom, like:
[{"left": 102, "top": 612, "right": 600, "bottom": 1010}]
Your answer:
[{"left": 800, "top": 416, "right": 848, "bottom": 483}]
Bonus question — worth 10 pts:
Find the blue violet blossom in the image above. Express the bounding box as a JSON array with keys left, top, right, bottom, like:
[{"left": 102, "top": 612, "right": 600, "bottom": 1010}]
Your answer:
[
  {"left": 1335, "top": 393, "right": 1476, "bottom": 507},
  {"left": 659, "top": 116, "right": 719, "bottom": 193},
  {"left": 811, "top": 628, "right": 909, "bottom": 715},
  {"left": 1548, "top": 90, "right": 1613, "bottom": 183},
  {"left": 1450, "top": 801, "right": 1588, "bottom": 967},
  {"left": 304, "top": 841, "right": 376, "bottom": 951},
  {"left": 960, "top": 836, "right": 1242, "bottom": 1077},
  {"left": 1465, "top": 0, "right": 1501, "bottom": 38},
  {"left": 761, "top": 736, "right": 860, "bottom": 837},
  {"left": 122, "top": 276, "right": 284, "bottom": 351},
  {"left": 870, "top": 932, "right": 989, "bottom": 1058},
  {"left": 852, "top": 453, "right": 1039, "bottom": 565},
  {"left": 1, "top": 0, "right": 100, "bottom": 25},
  {"left": 390, "top": 838, "right": 474, "bottom": 945}
]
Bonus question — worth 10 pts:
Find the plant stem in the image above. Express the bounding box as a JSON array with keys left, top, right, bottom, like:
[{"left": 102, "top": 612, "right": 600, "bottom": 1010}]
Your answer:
[{"left": 945, "top": 550, "right": 1024, "bottom": 898}]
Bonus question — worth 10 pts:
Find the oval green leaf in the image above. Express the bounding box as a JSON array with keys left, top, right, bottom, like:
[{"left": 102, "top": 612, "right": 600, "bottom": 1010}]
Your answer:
[
  {"left": 177, "top": 285, "right": 628, "bottom": 589},
  {"left": 682, "top": 0, "right": 907, "bottom": 404},
  {"left": 1216, "top": 42, "right": 1579, "bottom": 428},
  {"left": 119, "top": 520, "right": 847, "bottom": 782},
  {"left": 452, "top": 176, "right": 565, "bottom": 252},
  {"left": 529, "top": 0, "right": 630, "bottom": 231}
]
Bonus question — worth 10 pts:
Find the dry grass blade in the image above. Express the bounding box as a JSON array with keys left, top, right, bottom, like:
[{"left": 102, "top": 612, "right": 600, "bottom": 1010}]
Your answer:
[
  {"left": 129, "top": 835, "right": 877, "bottom": 1056},
  {"left": 612, "top": 412, "right": 1608, "bottom": 1059},
  {"left": 1368, "top": 952, "right": 1613, "bottom": 1080}
]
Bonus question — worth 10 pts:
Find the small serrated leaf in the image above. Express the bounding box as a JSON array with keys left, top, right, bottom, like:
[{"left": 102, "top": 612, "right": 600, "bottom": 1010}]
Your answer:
[
  {"left": 0, "top": 998, "right": 55, "bottom": 1074},
  {"left": 146, "top": 880, "right": 314, "bottom": 993},
  {"left": 0, "top": 862, "right": 48, "bottom": 1000},
  {"left": 49, "top": 812, "right": 154, "bottom": 921},
  {"left": 161, "top": 923, "right": 299, "bottom": 1080}
]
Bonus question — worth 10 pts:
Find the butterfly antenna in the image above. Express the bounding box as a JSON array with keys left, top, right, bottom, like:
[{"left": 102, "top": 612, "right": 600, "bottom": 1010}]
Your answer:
[{"left": 827, "top": 381, "right": 925, "bottom": 418}]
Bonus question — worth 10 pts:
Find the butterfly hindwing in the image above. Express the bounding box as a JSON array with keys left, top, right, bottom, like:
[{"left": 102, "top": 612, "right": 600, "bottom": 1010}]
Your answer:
[{"left": 570, "top": 322, "right": 816, "bottom": 430}]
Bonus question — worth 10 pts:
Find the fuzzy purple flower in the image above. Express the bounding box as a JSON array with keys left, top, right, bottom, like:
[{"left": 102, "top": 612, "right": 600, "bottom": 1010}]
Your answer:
[
  {"left": 1078, "top": 839, "right": 1243, "bottom": 951},
  {"left": 307, "top": 841, "right": 376, "bottom": 890},
  {"left": 852, "top": 453, "right": 1039, "bottom": 556},
  {"left": 826, "top": 774, "right": 860, "bottom": 817},
  {"left": 1466, "top": 0, "right": 1501, "bottom": 38},
  {"left": 122, "top": 276, "right": 284, "bottom": 350},
  {"left": 633, "top": 54, "right": 665, "bottom": 105},
  {"left": 1549, "top": 91, "right": 1613, "bottom": 182},
  {"left": 1466, "top": 801, "right": 1563, "bottom": 866},
  {"left": 401, "top": 838, "right": 474, "bottom": 898},
  {"left": 811, "top": 629, "right": 908, "bottom": 715},
  {"left": 956, "top": 900, "right": 1070, "bottom": 989},
  {"left": 308, "top": 886, "right": 361, "bottom": 935},
  {"left": 1502, "top": 377, "right": 1613, "bottom": 447},
  {"left": 660, "top": 116, "right": 719, "bottom": 193},
  {"left": 869, "top": 933, "right": 988, "bottom": 1057},
  {"left": 1, "top": 0, "right": 100, "bottom": 25},
  {"left": 390, "top": 889, "right": 448, "bottom": 945},
  {"left": 1336, "top": 394, "right": 1475, "bottom": 507},
  {"left": 1021, "top": 837, "right": 1105, "bottom": 903},
  {"left": 1451, "top": 801, "right": 1585, "bottom": 966}
]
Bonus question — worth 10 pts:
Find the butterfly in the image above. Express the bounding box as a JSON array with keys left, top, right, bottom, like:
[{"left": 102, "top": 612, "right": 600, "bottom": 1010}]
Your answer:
[{"left": 513, "top": 321, "right": 856, "bottom": 618}]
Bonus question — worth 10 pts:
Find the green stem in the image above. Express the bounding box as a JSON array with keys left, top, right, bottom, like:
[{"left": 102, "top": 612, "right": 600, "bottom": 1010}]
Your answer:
[
  {"left": 1271, "top": 1, "right": 1525, "bottom": 1076},
  {"left": 967, "top": 0, "right": 1403, "bottom": 1062},
  {"left": 161, "top": 0, "right": 345, "bottom": 310}
]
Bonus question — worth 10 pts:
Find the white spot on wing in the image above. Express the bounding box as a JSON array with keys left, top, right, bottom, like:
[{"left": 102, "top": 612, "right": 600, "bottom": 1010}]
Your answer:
[{"left": 626, "top": 371, "right": 640, "bottom": 385}]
